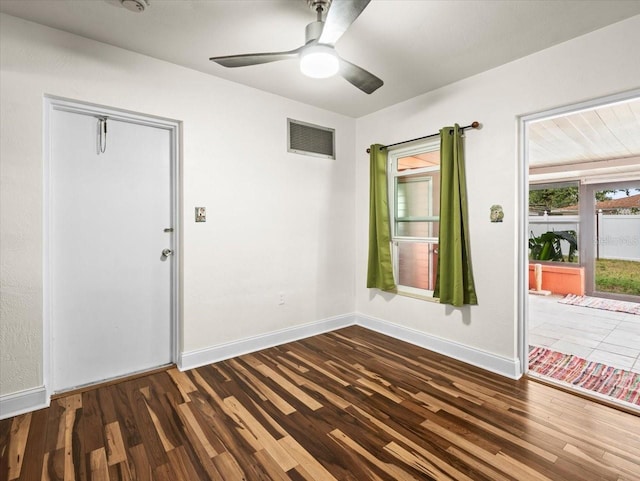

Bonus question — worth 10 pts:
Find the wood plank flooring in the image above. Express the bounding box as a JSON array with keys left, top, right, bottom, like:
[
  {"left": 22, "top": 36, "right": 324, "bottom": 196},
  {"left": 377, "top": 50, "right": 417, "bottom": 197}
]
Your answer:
[{"left": 1, "top": 325, "right": 639, "bottom": 480}]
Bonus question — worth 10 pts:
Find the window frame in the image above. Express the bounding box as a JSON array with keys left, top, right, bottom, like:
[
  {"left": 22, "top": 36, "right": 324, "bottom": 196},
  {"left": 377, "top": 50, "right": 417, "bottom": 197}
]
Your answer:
[{"left": 387, "top": 139, "right": 441, "bottom": 297}]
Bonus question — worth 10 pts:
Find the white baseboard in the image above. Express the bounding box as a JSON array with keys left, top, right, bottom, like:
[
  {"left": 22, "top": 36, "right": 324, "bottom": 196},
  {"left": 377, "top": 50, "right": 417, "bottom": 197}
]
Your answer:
[
  {"left": 356, "top": 314, "right": 522, "bottom": 380},
  {"left": 1, "top": 312, "right": 521, "bottom": 419},
  {"left": 179, "top": 312, "right": 521, "bottom": 379},
  {"left": 179, "top": 313, "right": 357, "bottom": 371},
  {"left": 0, "top": 385, "right": 49, "bottom": 420}
]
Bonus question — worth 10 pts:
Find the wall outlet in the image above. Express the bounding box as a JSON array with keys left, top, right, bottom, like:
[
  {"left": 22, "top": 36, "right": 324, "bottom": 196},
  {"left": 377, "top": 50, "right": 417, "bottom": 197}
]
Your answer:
[
  {"left": 278, "top": 292, "right": 285, "bottom": 305},
  {"left": 195, "top": 207, "right": 206, "bottom": 222}
]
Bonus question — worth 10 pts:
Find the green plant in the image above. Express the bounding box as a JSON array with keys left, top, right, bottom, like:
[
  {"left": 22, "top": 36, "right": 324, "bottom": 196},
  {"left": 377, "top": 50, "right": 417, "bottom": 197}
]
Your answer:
[{"left": 529, "top": 230, "right": 578, "bottom": 262}]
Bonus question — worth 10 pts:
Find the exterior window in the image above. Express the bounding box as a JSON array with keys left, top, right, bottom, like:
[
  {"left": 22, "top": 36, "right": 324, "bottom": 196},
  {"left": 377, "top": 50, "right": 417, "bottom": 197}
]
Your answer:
[
  {"left": 388, "top": 141, "right": 440, "bottom": 295},
  {"left": 529, "top": 182, "right": 579, "bottom": 263}
]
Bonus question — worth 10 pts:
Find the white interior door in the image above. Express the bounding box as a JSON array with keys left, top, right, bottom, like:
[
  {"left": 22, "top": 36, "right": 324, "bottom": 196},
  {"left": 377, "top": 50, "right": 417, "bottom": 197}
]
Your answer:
[{"left": 50, "top": 108, "right": 173, "bottom": 393}]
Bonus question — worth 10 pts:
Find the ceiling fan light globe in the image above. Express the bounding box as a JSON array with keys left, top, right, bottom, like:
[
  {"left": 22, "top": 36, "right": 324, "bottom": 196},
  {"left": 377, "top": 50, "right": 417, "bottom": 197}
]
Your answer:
[{"left": 300, "top": 46, "right": 339, "bottom": 79}]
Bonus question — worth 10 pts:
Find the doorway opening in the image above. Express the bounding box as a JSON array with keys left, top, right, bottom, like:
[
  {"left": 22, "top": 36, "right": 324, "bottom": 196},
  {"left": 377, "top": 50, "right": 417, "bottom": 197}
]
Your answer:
[
  {"left": 520, "top": 90, "right": 640, "bottom": 410},
  {"left": 44, "top": 97, "right": 181, "bottom": 398}
]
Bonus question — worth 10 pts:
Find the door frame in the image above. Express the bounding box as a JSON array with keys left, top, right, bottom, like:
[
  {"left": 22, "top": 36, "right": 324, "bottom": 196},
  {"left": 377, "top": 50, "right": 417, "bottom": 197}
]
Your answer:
[
  {"left": 517, "top": 88, "right": 640, "bottom": 376},
  {"left": 43, "top": 96, "right": 181, "bottom": 399}
]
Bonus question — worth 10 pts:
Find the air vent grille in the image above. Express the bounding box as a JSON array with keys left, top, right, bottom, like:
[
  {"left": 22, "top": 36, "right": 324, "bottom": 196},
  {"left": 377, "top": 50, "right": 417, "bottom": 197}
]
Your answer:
[{"left": 287, "top": 119, "right": 335, "bottom": 159}]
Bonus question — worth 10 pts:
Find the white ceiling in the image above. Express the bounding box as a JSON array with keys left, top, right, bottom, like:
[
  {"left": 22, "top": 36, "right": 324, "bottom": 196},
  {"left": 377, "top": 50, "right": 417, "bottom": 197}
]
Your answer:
[
  {"left": 1, "top": 0, "right": 639, "bottom": 117},
  {"left": 529, "top": 98, "right": 640, "bottom": 184},
  {"left": 529, "top": 98, "right": 640, "bottom": 166}
]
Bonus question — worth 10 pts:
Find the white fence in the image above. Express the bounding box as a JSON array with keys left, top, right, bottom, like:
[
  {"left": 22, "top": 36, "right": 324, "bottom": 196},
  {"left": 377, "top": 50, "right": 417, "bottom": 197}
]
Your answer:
[
  {"left": 529, "top": 214, "right": 640, "bottom": 261},
  {"left": 599, "top": 214, "right": 640, "bottom": 261}
]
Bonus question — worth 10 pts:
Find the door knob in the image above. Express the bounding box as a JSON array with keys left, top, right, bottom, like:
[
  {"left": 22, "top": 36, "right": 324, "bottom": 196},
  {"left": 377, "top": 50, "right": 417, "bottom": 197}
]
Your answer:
[{"left": 162, "top": 248, "right": 173, "bottom": 257}]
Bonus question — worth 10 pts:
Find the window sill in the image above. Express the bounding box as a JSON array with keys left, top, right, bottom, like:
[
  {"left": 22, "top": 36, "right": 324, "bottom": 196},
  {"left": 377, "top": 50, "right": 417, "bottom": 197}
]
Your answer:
[{"left": 396, "top": 289, "right": 440, "bottom": 303}]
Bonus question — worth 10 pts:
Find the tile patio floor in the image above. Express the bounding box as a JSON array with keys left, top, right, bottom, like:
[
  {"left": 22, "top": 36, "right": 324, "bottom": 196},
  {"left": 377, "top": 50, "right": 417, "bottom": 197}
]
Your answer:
[{"left": 529, "top": 294, "right": 640, "bottom": 374}]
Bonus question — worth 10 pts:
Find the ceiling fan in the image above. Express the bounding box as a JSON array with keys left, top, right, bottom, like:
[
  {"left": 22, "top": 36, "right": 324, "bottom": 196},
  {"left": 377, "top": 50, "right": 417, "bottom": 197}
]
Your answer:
[{"left": 209, "top": 0, "right": 383, "bottom": 94}]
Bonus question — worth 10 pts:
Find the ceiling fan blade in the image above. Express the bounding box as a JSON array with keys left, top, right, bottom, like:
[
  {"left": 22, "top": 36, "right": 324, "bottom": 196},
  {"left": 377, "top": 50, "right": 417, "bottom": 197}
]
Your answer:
[
  {"left": 318, "top": 0, "right": 371, "bottom": 46},
  {"left": 339, "top": 58, "right": 383, "bottom": 94},
  {"left": 210, "top": 47, "right": 302, "bottom": 68}
]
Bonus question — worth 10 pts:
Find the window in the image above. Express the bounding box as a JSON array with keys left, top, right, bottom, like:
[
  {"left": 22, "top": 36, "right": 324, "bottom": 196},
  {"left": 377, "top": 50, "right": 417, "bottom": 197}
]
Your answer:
[
  {"left": 388, "top": 140, "right": 440, "bottom": 295},
  {"left": 528, "top": 182, "right": 579, "bottom": 263}
]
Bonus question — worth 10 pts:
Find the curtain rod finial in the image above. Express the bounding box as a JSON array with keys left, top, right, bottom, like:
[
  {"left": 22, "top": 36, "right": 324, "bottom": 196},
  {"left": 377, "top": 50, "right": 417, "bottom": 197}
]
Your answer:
[
  {"left": 366, "top": 147, "right": 371, "bottom": 154},
  {"left": 471, "top": 121, "right": 480, "bottom": 129}
]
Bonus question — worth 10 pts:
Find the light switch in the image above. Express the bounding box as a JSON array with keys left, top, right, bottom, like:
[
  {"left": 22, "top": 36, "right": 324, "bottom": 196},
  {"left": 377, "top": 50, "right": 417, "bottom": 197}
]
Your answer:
[{"left": 195, "top": 207, "right": 206, "bottom": 222}]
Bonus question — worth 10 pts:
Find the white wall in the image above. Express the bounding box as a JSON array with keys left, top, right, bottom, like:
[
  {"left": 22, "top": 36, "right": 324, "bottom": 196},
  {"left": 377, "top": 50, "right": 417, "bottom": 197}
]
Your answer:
[
  {"left": 2, "top": 10, "right": 640, "bottom": 403},
  {"left": 355, "top": 16, "right": 640, "bottom": 367},
  {"left": 0, "top": 14, "right": 356, "bottom": 397}
]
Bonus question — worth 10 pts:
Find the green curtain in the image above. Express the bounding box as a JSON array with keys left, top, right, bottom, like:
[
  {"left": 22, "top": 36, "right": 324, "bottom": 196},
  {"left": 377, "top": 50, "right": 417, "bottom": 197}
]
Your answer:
[
  {"left": 434, "top": 125, "right": 478, "bottom": 306},
  {"left": 367, "top": 144, "right": 396, "bottom": 291}
]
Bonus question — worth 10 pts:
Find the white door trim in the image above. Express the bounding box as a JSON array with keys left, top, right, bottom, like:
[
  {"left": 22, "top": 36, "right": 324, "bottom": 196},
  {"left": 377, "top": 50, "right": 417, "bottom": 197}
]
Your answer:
[
  {"left": 517, "top": 88, "right": 640, "bottom": 376},
  {"left": 43, "top": 95, "right": 181, "bottom": 400}
]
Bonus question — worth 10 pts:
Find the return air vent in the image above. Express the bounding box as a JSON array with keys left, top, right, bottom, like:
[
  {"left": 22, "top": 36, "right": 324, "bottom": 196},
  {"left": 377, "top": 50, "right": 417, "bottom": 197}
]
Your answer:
[{"left": 287, "top": 118, "right": 335, "bottom": 159}]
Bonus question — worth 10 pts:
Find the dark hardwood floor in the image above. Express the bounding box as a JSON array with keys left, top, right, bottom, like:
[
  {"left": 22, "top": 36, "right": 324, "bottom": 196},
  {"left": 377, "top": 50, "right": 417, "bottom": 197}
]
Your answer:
[{"left": 1, "top": 326, "right": 639, "bottom": 480}]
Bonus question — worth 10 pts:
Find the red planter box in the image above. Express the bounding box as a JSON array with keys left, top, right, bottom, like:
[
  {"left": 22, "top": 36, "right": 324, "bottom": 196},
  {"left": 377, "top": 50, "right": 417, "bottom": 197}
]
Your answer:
[{"left": 528, "top": 263, "right": 585, "bottom": 296}]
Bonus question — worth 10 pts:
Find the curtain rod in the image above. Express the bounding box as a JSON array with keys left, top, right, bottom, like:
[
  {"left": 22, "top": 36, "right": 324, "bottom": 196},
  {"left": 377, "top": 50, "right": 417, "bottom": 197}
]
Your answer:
[{"left": 365, "top": 121, "right": 480, "bottom": 153}]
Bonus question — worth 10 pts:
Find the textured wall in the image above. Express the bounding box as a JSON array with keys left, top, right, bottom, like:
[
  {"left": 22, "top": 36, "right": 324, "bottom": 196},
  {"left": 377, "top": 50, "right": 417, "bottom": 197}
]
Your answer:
[
  {"left": 0, "top": 13, "right": 356, "bottom": 396},
  {"left": 355, "top": 16, "right": 640, "bottom": 361},
  {"left": 2, "top": 10, "right": 639, "bottom": 399}
]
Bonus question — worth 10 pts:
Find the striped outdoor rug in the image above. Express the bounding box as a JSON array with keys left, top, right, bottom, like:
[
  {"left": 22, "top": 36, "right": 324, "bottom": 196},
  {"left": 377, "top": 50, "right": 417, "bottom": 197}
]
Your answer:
[
  {"left": 559, "top": 294, "right": 640, "bottom": 315},
  {"left": 529, "top": 346, "right": 640, "bottom": 406}
]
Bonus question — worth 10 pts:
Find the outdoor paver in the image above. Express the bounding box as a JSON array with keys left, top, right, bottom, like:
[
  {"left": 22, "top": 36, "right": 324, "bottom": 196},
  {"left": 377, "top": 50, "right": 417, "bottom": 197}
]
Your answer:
[
  {"left": 529, "top": 334, "right": 558, "bottom": 347},
  {"left": 587, "top": 350, "right": 635, "bottom": 370},
  {"left": 549, "top": 340, "right": 594, "bottom": 359},
  {"left": 616, "top": 320, "right": 640, "bottom": 334},
  {"left": 596, "top": 342, "right": 640, "bottom": 358},
  {"left": 561, "top": 335, "right": 602, "bottom": 349},
  {"left": 529, "top": 294, "right": 640, "bottom": 371},
  {"left": 529, "top": 326, "right": 567, "bottom": 341},
  {"left": 602, "top": 330, "right": 640, "bottom": 350}
]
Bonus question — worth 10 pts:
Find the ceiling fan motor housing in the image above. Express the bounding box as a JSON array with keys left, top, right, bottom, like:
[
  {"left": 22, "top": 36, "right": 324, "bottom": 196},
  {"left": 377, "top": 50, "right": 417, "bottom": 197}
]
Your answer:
[{"left": 305, "top": 21, "right": 324, "bottom": 44}]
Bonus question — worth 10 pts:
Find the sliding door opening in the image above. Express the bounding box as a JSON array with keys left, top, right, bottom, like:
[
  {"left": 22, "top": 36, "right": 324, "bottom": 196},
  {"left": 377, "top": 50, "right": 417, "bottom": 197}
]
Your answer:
[{"left": 520, "top": 90, "right": 640, "bottom": 411}]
